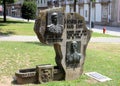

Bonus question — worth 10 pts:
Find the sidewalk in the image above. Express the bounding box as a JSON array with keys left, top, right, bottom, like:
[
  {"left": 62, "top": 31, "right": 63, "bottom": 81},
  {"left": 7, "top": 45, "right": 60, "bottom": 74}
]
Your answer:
[
  {"left": 0, "top": 35, "right": 39, "bottom": 42},
  {"left": 0, "top": 16, "right": 35, "bottom": 22},
  {"left": 0, "top": 35, "right": 120, "bottom": 43},
  {"left": 87, "top": 25, "right": 120, "bottom": 36}
]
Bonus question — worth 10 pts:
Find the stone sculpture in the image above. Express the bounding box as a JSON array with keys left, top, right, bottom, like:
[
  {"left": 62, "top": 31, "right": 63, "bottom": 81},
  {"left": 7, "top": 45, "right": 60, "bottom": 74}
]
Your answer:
[{"left": 15, "top": 7, "right": 92, "bottom": 84}]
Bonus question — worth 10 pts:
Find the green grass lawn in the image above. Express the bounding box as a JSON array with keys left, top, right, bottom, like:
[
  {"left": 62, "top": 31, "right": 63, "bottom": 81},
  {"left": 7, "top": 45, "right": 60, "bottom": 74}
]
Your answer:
[
  {"left": 0, "top": 18, "right": 118, "bottom": 37},
  {"left": 0, "top": 42, "right": 119, "bottom": 86},
  {"left": 0, "top": 18, "right": 35, "bottom": 35},
  {"left": 92, "top": 32, "right": 117, "bottom": 37}
]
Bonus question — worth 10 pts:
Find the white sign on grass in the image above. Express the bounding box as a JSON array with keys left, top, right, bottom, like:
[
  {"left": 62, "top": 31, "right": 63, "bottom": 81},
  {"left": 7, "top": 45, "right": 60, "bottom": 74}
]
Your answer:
[{"left": 85, "top": 72, "right": 112, "bottom": 82}]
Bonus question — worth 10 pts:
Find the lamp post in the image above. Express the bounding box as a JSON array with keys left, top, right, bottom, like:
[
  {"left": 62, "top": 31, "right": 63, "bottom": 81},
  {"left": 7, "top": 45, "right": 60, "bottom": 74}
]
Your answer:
[
  {"left": 89, "top": 1, "right": 92, "bottom": 29},
  {"left": 90, "top": 0, "right": 96, "bottom": 29},
  {"left": 3, "top": 0, "right": 6, "bottom": 22},
  {"left": 74, "top": 0, "right": 77, "bottom": 12}
]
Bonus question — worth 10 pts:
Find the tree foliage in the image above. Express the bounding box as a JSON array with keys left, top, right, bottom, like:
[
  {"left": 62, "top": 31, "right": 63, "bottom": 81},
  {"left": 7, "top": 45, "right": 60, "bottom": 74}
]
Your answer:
[
  {"left": 0, "top": 0, "right": 15, "bottom": 4},
  {"left": 6, "top": 0, "right": 15, "bottom": 3},
  {"left": 21, "top": 1, "right": 36, "bottom": 21}
]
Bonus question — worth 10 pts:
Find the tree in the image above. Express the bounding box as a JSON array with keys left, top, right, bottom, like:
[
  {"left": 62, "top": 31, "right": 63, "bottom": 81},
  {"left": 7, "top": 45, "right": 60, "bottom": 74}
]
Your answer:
[
  {"left": 21, "top": 1, "right": 36, "bottom": 22},
  {"left": 1, "top": 0, "right": 15, "bottom": 22}
]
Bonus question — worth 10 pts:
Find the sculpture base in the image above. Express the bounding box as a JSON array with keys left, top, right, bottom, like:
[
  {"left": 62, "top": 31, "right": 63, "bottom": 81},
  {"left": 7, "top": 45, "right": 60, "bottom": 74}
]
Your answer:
[
  {"left": 15, "top": 68, "right": 37, "bottom": 84},
  {"left": 15, "top": 64, "right": 64, "bottom": 84}
]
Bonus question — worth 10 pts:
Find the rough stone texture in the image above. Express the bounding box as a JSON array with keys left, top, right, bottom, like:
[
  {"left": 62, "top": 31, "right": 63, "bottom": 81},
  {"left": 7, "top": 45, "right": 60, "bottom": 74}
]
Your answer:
[
  {"left": 34, "top": 7, "right": 64, "bottom": 44},
  {"left": 15, "top": 7, "right": 92, "bottom": 84},
  {"left": 15, "top": 68, "right": 37, "bottom": 84},
  {"left": 34, "top": 9, "right": 92, "bottom": 81},
  {"left": 61, "top": 13, "right": 92, "bottom": 80},
  {"left": 36, "top": 65, "right": 54, "bottom": 83}
]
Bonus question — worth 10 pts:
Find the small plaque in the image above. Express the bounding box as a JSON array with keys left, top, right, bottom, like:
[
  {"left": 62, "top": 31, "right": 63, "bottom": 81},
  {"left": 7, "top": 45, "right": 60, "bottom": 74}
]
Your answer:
[{"left": 85, "top": 72, "right": 112, "bottom": 82}]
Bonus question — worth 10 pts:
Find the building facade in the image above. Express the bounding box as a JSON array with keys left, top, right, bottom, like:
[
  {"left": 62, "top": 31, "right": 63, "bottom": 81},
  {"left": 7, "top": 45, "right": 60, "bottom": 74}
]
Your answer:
[
  {"left": 111, "top": 0, "right": 120, "bottom": 26},
  {"left": 36, "top": 0, "right": 48, "bottom": 15},
  {"left": 6, "top": 3, "right": 22, "bottom": 17},
  {"left": 61, "top": 0, "right": 120, "bottom": 26},
  {"left": 0, "top": 5, "right": 3, "bottom": 15},
  {"left": 36, "top": 0, "right": 59, "bottom": 15},
  {"left": 6, "top": 0, "right": 36, "bottom": 17},
  {"left": 118, "top": 0, "right": 120, "bottom": 23}
]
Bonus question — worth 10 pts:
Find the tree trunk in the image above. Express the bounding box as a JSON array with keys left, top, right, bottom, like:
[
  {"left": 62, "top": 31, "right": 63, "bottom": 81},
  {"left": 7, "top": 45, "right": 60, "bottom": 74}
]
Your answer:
[
  {"left": 3, "top": 0, "right": 6, "bottom": 22},
  {"left": 28, "top": 19, "right": 29, "bottom": 22}
]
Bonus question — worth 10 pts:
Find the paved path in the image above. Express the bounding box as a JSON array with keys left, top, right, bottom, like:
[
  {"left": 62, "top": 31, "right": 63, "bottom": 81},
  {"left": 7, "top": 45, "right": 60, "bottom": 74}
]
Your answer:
[
  {"left": 90, "top": 37, "right": 120, "bottom": 43},
  {"left": 0, "top": 16, "right": 35, "bottom": 22},
  {"left": 0, "top": 35, "right": 120, "bottom": 43},
  {"left": 0, "top": 35, "right": 39, "bottom": 42},
  {"left": 87, "top": 25, "right": 120, "bottom": 36},
  {"left": 93, "top": 25, "right": 120, "bottom": 36}
]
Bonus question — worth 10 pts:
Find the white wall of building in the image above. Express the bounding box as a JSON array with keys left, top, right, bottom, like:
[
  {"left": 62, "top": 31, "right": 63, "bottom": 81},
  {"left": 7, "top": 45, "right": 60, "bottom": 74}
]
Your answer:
[
  {"left": 95, "top": 4, "right": 102, "bottom": 22},
  {"left": 79, "top": 7, "right": 84, "bottom": 17},
  {"left": 65, "top": 5, "right": 70, "bottom": 13},
  {"left": 63, "top": 0, "right": 113, "bottom": 24},
  {"left": 84, "top": 0, "right": 88, "bottom": 3},
  {"left": 36, "top": 0, "right": 48, "bottom": 7},
  {"left": 76, "top": 5, "right": 79, "bottom": 13},
  {"left": 118, "top": 0, "right": 120, "bottom": 22},
  {"left": 92, "top": 7, "right": 95, "bottom": 22}
]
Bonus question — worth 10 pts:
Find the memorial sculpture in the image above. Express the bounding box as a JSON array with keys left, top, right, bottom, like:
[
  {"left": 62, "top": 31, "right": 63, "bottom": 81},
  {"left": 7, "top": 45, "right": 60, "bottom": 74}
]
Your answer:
[
  {"left": 15, "top": 7, "right": 92, "bottom": 84},
  {"left": 66, "top": 41, "right": 81, "bottom": 68}
]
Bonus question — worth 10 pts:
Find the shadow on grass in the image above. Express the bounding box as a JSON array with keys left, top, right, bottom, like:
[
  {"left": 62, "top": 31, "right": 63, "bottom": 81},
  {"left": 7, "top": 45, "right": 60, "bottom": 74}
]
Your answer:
[
  {"left": 0, "top": 19, "right": 30, "bottom": 26},
  {"left": 0, "top": 18, "right": 30, "bottom": 35},
  {"left": 0, "top": 23, "right": 7, "bottom": 26},
  {"left": 11, "top": 80, "right": 18, "bottom": 85},
  {"left": 11, "top": 80, "right": 38, "bottom": 85},
  {"left": 1, "top": 20, "right": 27, "bottom": 23},
  {"left": 0, "top": 28, "right": 15, "bottom": 35},
  {"left": 0, "top": 31, "right": 15, "bottom": 36},
  {"left": 25, "top": 42, "right": 52, "bottom": 47}
]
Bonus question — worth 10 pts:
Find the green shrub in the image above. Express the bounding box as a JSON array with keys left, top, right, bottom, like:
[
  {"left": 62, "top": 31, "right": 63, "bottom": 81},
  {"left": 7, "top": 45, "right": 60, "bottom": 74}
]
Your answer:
[{"left": 21, "top": 1, "right": 37, "bottom": 21}]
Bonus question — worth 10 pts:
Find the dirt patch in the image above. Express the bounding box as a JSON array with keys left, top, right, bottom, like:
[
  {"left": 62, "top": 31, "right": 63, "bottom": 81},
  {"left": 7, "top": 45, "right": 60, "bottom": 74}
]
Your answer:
[{"left": 0, "top": 76, "right": 13, "bottom": 86}]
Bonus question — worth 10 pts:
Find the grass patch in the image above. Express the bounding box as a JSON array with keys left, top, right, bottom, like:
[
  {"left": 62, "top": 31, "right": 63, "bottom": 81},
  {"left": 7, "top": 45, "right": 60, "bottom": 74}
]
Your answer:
[
  {"left": 0, "top": 42, "right": 120, "bottom": 86},
  {"left": 0, "top": 18, "right": 35, "bottom": 35},
  {"left": 92, "top": 32, "right": 118, "bottom": 37}
]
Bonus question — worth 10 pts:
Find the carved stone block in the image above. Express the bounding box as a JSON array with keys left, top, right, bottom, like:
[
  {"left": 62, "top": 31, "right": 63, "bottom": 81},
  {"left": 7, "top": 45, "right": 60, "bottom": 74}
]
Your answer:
[{"left": 36, "top": 64, "right": 54, "bottom": 83}]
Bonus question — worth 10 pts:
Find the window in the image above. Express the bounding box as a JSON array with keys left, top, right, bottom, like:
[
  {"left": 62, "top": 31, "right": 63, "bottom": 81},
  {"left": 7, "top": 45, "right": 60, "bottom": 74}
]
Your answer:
[
  {"left": 85, "top": 10, "right": 87, "bottom": 17},
  {"left": 79, "top": 6, "right": 80, "bottom": 14},
  {"left": 119, "top": 10, "right": 120, "bottom": 22},
  {"left": 38, "top": 0, "right": 39, "bottom": 4},
  {"left": 70, "top": 6, "right": 73, "bottom": 13}
]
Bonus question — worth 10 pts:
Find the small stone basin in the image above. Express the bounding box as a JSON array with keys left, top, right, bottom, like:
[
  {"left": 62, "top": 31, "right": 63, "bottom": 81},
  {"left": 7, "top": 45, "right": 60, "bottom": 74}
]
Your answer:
[{"left": 15, "top": 68, "right": 37, "bottom": 84}]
